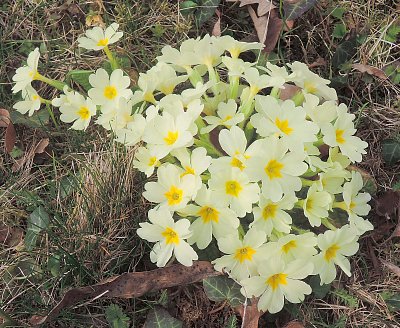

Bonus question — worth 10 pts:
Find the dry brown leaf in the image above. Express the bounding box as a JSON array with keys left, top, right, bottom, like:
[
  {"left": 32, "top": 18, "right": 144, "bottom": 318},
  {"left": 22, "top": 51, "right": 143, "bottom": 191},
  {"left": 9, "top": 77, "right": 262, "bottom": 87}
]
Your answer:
[
  {"left": 235, "top": 298, "right": 262, "bottom": 328},
  {"left": 212, "top": 9, "right": 221, "bottom": 37},
  {"left": 12, "top": 138, "right": 49, "bottom": 172},
  {"left": 227, "top": 0, "right": 276, "bottom": 16},
  {"left": 0, "top": 224, "right": 24, "bottom": 247},
  {"left": 279, "top": 84, "right": 301, "bottom": 100},
  {"left": 0, "top": 108, "right": 10, "bottom": 128},
  {"left": 283, "top": 321, "right": 305, "bottom": 328},
  {"left": 352, "top": 63, "right": 388, "bottom": 80},
  {"left": 309, "top": 57, "right": 326, "bottom": 68},
  {"left": 29, "top": 261, "right": 221, "bottom": 326},
  {"left": 381, "top": 260, "right": 400, "bottom": 278},
  {"left": 4, "top": 122, "right": 16, "bottom": 153},
  {"left": 375, "top": 190, "right": 400, "bottom": 217}
]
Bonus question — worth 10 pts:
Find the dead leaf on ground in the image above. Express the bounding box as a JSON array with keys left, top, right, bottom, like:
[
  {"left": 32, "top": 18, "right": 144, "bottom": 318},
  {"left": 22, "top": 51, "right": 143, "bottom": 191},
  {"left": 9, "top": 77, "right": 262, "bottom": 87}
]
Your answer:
[
  {"left": 12, "top": 138, "right": 49, "bottom": 172},
  {"left": 0, "top": 108, "right": 11, "bottom": 128},
  {"left": 227, "top": 0, "right": 276, "bottom": 16},
  {"left": 381, "top": 260, "right": 400, "bottom": 278},
  {"left": 283, "top": 321, "right": 306, "bottom": 328},
  {"left": 212, "top": 9, "right": 221, "bottom": 36},
  {"left": 29, "top": 261, "right": 221, "bottom": 326},
  {"left": 235, "top": 298, "right": 262, "bottom": 328},
  {"left": 375, "top": 190, "right": 400, "bottom": 217},
  {"left": 352, "top": 63, "right": 388, "bottom": 80},
  {"left": 309, "top": 57, "right": 326, "bottom": 68},
  {"left": 4, "top": 122, "right": 16, "bottom": 153},
  {"left": 0, "top": 223, "right": 24, "bottom": 247}
]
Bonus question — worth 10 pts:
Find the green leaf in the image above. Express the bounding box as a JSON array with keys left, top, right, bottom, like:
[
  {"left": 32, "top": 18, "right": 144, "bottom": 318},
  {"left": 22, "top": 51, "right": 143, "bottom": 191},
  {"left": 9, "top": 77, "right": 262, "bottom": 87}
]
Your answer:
[
  {"left": 382, "top": 138, "right": 400, "bottom": 166},
  {"left": 67, "top": 70, "right": 93, "bottom": 91},
  {"left": 195, "top": 0, "right": 221, "bottom": 27},
  {"left": 283, "top": 0, "right": 318, "bottom": 20},
  {"left": 381, "top": 291, "right": 400, "bottom": 312},
  {"left": 203, "top": 276, "right": 245, "bottom": 307},
  {"left": 332, "top": 34, "right": 358, "bottom": 68},
  {"left": 180, "top": 1, "right": 198, "bottom": 16},
  {"left": 59, "top": 175, "right": 78, "bottom": 199},
  {"left": 144, "top": 307, "right": 182, "bottom": 328},
  {"left": 393, "top": 181, "right": 400, "bottom": 191},
  {"left": 25, "top": 206, "right": 50, "bottom": 251},
  {"left": 331, "top": 289, "right": 358, "bottom": 308},
  {"left": 10, "top": 109, "right": 49, "bottom": 128},
  {"left": 224, "top": 315, "right": 238, "bottom": 328},
  {"left": 384, "top": 24, "right": 400, "bottom": 43},
  {"left": 308, "top": 275, "right": 331, "bottom": 298},
  {"left": 105, "top": 304, "right": 130, "bottom": 328},
  {"left": 47, "top": 254, "right": 61, "bottom": 277},
  {"left": 151, "top": 24, "right": 166, "bottom": 38},
  {"left": 384, "top": 64, "right": 400, "bottom": 85},
  {"left": 332, "top": 23, "right": 347, "bottom": 39},
  {"left": 330, "top": 7, "right": 346, "bottom": 19}
]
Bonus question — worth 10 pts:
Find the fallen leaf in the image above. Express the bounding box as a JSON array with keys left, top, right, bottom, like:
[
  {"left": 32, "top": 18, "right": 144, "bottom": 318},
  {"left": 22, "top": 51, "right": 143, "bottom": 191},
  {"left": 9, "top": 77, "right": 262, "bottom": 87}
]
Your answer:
[
  {"left": 0, "top": 224, "right": 24, "bottom": 247},
  {"left": 226, "top": 0, "right": 276, "bottom": 16},
  {"left": 235, "top": 298, "right": 262, "bottom": 328},
  {"left": 283, "top": 321, "right": 305, "bottom": 328},
  {"left": 0, "top": 108, "right": 10, "bottom": 128},
  {"left": 279, "top": 84, "right": 301, "bottom": 100},
  {"left": 309, "top": 57, "right": 326, "bottom": 68},
  {"left": 375, "top": 190, "right": 400, "bottom": 217},
  {"left": 29, "top": 261, "right": 221, "bottom": 325},
  {"left": 4, "top": 122, "right": 16, "bottom": 153},
  {"left": 381, "top": 260, "right": 400, "bottom": 278},
  {"left": 12, "top": 138, "right": 49, "bottom": 172},
  {"left": 212, "top": 9, "right": 221, "bottom": 36},
  {"left": 352, "top": 63, "right": 388, "bottom": 80},
  {"left": 283, "top": 0, "right": 318, "bottom": 20},
  {"left": 283, "top": 19, "right": 295, "bottom": 31}
]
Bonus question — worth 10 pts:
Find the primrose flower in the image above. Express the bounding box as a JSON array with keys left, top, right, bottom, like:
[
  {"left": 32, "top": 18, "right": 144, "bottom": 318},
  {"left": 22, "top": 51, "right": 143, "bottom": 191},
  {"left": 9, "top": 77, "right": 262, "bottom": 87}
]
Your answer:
[
  {"left": 181, "top": 185, "right": 239, "bottom": 249},
  {"left": 314, "top": 226, "right": 359, "bottom": 284},
  {"left": 240, "top": 258, "right": 313, "bottom": 313},
  {"left": 143, "top": 164, "right": 196, "bottom": 211},
  {"left": 133, "top": 146, "right": 163, "bottom": 177},
  {"left": 12, "top": 48, "right": 40, "bottom": 94},
  {"left": 302, "top": 183, "right": 333, "bottom": 227},
  {"left": 52, "top": 86, "right": 96, "bottom": 130},
  {"left": 251, "top": 95, "right": 319, "bottom": 151},
  {"left": 245, "top": 137, "right": 308, "bottom": 202},
  {"left": 213, "top": 229, "right": 267, "bottom": 280},
  {"left": 208, "top": 167, "right": 260, "bottom": 217},
  {"left": 13, "top": 85, "right": 41, "bottom": 116},
  {"left": 289, "top": 61, "right": 337, "bottom": 101},
  {"left": 321, "top": 105, "right": 368, "bottom": 163},
  {"left": 88, "top": 68, "right": 132, "bottom": 105},
  {"left": 153, "top": 62, "right": 188, "bottom": 95},
  {"left": 243, "top": 68, "right": 285, "bottom": 97},
  {"left": 201, "top": 99, "right": 244, "bottom": 133},
  {"left": 96, "top": 97, "right": 135, "bottom": 131},
  {"left": 262, "top": 62, "right": 294, "bottom": 84},
  {"left": 251, "top": 193, "right": 297, "bottom": 236},
  {"left": 218, "top": 35, "right": 263, "bottom": 58},
  {"left": 222, "top": 56, "right": 254, "bottom": 78},
  {"left": 261, "top": 233, "right": 318, "bottom": 263},
  {"left": 302, "top": 94, "right": 338, "bottom": 127},
  {"left": 137, "top": 208, "right": 197, "bottom": 267},
  {"left": 317, "top": 163, "right": 350, "bottom": 194},
  {"left": 114, "top": 113, "right": 146, "bottom": 146},
  {"left": 77, "top": 23, "right": 123, "bottom": 50}
]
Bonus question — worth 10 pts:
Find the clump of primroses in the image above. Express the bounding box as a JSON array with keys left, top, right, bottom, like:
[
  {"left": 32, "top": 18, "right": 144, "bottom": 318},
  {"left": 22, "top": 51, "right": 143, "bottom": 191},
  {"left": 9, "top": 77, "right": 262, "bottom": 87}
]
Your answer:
[{"left": 12, "top": 24, "right": 372, "bottom": 314}]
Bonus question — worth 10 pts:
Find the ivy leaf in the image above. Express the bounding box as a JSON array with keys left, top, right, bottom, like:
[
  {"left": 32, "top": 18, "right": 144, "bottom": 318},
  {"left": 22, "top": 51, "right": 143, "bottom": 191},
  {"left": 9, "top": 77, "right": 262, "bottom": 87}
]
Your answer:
[
  {"left": 203, "top": 276, "right": 245, "bottom": 307},
  {"left": 144, "top": 307, "right": 182, "bottom": 328},
  {"left": 195, "top": 0, "right": 221, "bottom": 27},
  {"left": 105, "top": 304, "right": 130, "bottom": 328},
  {"left": 283, "top": 0, "right": 318, "bottom": 20},
  {"left": 382, "top": 138, "right": 400, "bottom": 166},
  {"left": 332, "top": 23, "right": 347, "bottom": 39},
  {"left": 25, "top": 206, "right": 50, "bottom": 251},
  {"left": 224, "top": 315, "right": 238, "bottom": 328},
  {"left": 67, "top": 70, "right": 93, "bottom": 92},
  {"left": 381, "top": 291, "right": 400, "bottom": 312},
  {"left": 308, "top": 275, "right": 331, "bottom": 298},
  {"left": 332, "top": 32, "right": 358, "bottom": 68},
  {"left": 10, "top": 109, "right": 49, "bottom": 128}
]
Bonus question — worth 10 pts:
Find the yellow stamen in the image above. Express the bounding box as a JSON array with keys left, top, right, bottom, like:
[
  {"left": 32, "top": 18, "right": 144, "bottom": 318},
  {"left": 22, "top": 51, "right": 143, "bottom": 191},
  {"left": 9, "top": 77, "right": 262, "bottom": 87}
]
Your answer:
[
  {"left": 225, "top": 180, "right": 242, "bottom": 197},
  {"left": 32, "top": 95, "right": 40, "bottom": 101},
  {"left": 275, "top": 118, "right": 293, "bottom": 135},
  {"left": 161, "top": 227, "right": 180, "bottom": 245},
  {"left": 180, "top": 166, "right": 195, "bottom": 177},
  {"left": 281, "top": 240, "right": 297, "bottom": 253},
  {"left": 305, "top": 198, "right": 313, "bottom": 211},
  {"left": 97, "top": 38, "right": 109, "bottom": 47},
  {"left": 264, "top": 159, "right": 284, "bottom": 180},
  {"left": 104, "top": 85, "right": 118, "bottom": 100},
  {"left": 335, "top": 129, "right": 345, "bottom": 144},
  {"left": 231, "top": 157, "right": 245, "bottom": 171},
  {"left": 324, "top": 244, "right": 340, "bottom": 262},
  {"left": 198, "top": 206, "right": 220, "bottom": 223},
  {"left": 234, "top": 246, "right": 256, "bottom": 263},
  {"left": 304, "top": 81, "right": 317, "bottom": 94},
  {"left": 77, "top": 106, "right": 90, "bottom": 120},
  {"left": 164, "top": 131, "right": 179, "bottom": 145},
  {"left": 148, "top": 156, "right": 158, "bottom": 167},
  {"left": 164, "top": 185, "right": 183, "bottom": 205},
  {"left": 262, "top": 204, "right": 278, "bottom": 220},
  {"left": 266, "top": 273, "right": 288, "bottom": 290}
]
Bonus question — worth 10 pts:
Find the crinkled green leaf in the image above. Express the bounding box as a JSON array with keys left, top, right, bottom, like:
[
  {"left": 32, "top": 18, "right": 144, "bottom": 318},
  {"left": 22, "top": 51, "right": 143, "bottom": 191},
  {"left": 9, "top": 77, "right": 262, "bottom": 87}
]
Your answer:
[
  {"left": 203, "top": 276, "right": 245, "bottom": 307},
  {"left": 330, "top": 7, "right": 346, "bottom": 19},
  {"left": 10, "top": 109, "right": 49, "bottom": 128},
  {"left": 105, "top": 304, "right": 130, "bottom": 328},
  {"left": 180, "top": 1, "right": 198, "bottom": 16},
  {"left": 195, "top": 0, "right": 221, "bottom": 27},
  {"left": 332, "top": 23, "right": 347, "bottom": 39},
  {"left": 283, "top": 0, "right": 318, "bottom": 20},
  {"left": 309, "top": 275, "right": 331, "bottom": 298},
  {"left": 67, "top": 70, "right": 93, "bottom": 91},
  {"left": 381, "top": 291, "right": 400, "bottom": 312},
  {"left": 25, "top": 206, "right": 50, "bottom": 251},
  {"left": 47, "top": 254, "right": 61, "bottom": 277},
  {"left": 382, "top": 138, "right": 400, "bottom": 166},
  {"left": 332, "top": 34, "right": 358, "bottom": 68},
  {"left": 224, "top": 315, "right": 238, "bottom": 328},
  {"left": 144, "top": 307, "right": 182, "bottom": 328}
]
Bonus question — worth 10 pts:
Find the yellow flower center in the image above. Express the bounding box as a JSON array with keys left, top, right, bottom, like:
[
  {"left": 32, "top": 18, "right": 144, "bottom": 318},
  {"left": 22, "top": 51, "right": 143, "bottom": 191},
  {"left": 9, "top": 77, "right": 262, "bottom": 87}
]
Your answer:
[
  {"left": 159, "top": 84, "right": 175, "bottom": 95},
  {"left": 349, "top": 201, "right": 356, "bottom": 210},
  {"left": 281, "top": 240, "right": 297, "bottom": 253},
  {"left": 77, "top": 106, "right": 90, "bottom": 120},
  {"left": 266, "top": 273, "right": 288, "bottom": 290},
  {"left": 231, "top": 157, "right": 245, "bottom": 171},
  {"left": 249, "top": 85, "right": 260, "bottom": 96},
  {"left": 148, "top": 156, "right": 158, "bottom": 167},
  {"left": 143, "top": 92, "right": 156, "bottom": 103},
  {"left": 181, "top": 166, "right": 195, "bottom": 177},
  {"left": 164, "top": 131, "right": 179, "bottom": 146},
  {"left": 32, "top": 95, "right": 40, "bottom": 101},
  {"left": 234, "top": 246, "right": 256, "bottom": 263},
  {"left": 275, "top": 118, "right": 293, "bottom": 135},
  {"left": 198, "top": 206, "right": 220, "bottom": 223},
  {"left": 97, "top": 38, "right": 109, "bottom": 46},
  {"left": 324, "top": 244, "right": 340, "bottom": 262},
  {"left": 304, "top": 81, "right": 317, "bottom": 94},
  {"left": 264, "top": 159, "right": 284, "bottom": 180},
  {"left": 104, "top": 85, "right": 118, "bottom": 100},
  {"left": 29, "top": 70, "right": 40, "bottom": 79},
  {"left": 225, "top": 180, "right": 242, "bottom": 197},
  {"left": 161, "top": 227, "right": 180, "bottom": 245},
  {"left": 262, "top": 204, "right": 278, "bottom": 220},
  {"left": 305, "top": 198, "right": 314, "bottom": 212},
  {"left": 164, "top": 185, "right": 183, "bottom": 206},
  {"left": 335, "top": 129, "right": 345, "bottom": 144},
  {"left": 229, "top": 47, "right": 240, "bottom": 59}
]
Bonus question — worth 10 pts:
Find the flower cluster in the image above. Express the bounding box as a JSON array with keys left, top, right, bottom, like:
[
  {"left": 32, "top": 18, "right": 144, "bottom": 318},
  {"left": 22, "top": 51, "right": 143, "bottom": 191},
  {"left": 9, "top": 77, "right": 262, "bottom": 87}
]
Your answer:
[{"left": 12, "top": 25, "right": 372, "bottom": 314}]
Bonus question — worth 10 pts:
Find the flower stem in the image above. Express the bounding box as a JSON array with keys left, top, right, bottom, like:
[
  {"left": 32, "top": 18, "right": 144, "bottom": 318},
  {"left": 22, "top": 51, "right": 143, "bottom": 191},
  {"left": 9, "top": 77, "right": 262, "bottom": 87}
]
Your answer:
[
  {"left": 103, "top": 45, "right": 119, "bottom": 70},
  {"left": 291, "top": 90, "right": 305, "bottom": 106},
  {"left": 321, "top": 217, "right": 337, "bottom": 231},
  {"left": 36, "top": 74, "right": 66, "bottom": 91},
  {"left": 46, "top": 103, "right": 58, "bottom": 128}
]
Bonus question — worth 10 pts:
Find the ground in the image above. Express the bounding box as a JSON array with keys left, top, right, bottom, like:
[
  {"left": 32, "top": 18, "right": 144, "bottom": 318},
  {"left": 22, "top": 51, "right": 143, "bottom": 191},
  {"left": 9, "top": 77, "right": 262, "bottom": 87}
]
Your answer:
[{"left": 0, "top": 0, "right": 399, "bottom": 327}]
